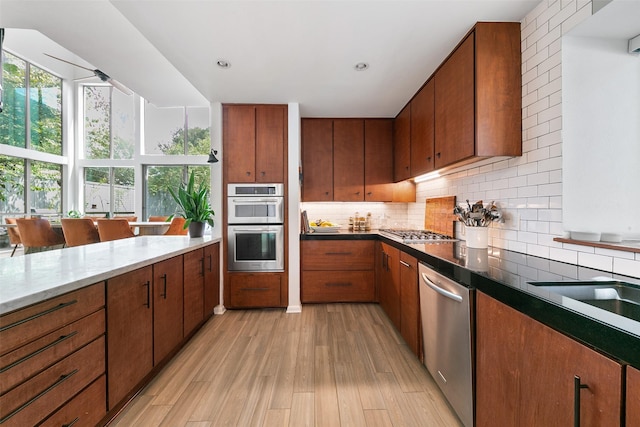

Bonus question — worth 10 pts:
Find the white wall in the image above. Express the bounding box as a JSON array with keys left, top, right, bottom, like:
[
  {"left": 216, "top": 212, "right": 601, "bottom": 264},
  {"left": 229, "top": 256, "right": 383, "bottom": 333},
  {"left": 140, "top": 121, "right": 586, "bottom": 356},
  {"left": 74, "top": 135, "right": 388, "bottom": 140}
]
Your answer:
[{"left": 563, "top": 36, "right": 640, "bottom": 237}]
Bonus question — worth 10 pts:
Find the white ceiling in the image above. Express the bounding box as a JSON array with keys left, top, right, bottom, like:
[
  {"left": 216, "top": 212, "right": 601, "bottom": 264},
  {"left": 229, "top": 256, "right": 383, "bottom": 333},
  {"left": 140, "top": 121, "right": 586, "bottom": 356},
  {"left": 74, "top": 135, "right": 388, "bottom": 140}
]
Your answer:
[{"left": 1, "top": 0, "right": 541, "bottom": 117}]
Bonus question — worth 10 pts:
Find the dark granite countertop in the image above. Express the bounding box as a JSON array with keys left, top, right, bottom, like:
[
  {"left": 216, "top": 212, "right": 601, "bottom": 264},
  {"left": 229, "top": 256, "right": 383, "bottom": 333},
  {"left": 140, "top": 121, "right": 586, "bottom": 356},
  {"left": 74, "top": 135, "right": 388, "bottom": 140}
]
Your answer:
[{"left": 301, "top": 230, "right": 640, "bottom": 369}]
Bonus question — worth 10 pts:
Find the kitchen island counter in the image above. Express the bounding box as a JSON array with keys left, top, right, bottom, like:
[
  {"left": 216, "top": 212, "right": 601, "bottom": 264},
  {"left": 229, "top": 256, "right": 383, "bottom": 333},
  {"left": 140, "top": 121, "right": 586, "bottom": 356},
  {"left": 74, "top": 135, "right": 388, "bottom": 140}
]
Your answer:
[
  {"left": 302, "top": 231, "right": 640, "bottom": 369},
  {"left": 0, "top": 235, "right": 221, "bottom": 315}
]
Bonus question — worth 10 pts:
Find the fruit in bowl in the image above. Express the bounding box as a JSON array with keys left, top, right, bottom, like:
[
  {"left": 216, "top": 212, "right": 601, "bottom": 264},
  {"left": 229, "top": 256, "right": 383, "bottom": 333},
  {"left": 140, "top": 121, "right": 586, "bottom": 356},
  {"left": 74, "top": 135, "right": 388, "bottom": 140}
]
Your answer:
[{"left": 310, "top": 219, "right": 339, "bottom": 227}]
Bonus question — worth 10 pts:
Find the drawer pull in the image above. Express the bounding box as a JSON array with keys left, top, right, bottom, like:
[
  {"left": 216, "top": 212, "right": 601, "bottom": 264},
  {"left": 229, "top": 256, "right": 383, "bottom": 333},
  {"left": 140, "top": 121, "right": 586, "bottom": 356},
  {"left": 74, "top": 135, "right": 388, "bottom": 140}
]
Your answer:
[
  {"left": 208, "top": 254, "right": 213, "bottom": 272},
  {"left": 240, "top": 287, "right": 271, "bottom": 292},
  {"left": 63, "top": 417, "right": 80, "bottom": 427},
  {"left": 0, "top": 300, "right": 78, "bottom": 332},
  {"left": 0, "top": 331, "right": 78, "bottom": 373},
  {"left": 144, "top": 281, "right": 151, "bottom": 308},
  {"left": 325, "top": 252, "right": 353, "bottom": 256},
  {"left": 400, "top": 260, "right": 411, "bottom": 268},
  {"left": 0, "top": 369, "right": 78, "bottom": 424},
  {"left": 326, "top": 282, "right": 352, "bottom": 287}
]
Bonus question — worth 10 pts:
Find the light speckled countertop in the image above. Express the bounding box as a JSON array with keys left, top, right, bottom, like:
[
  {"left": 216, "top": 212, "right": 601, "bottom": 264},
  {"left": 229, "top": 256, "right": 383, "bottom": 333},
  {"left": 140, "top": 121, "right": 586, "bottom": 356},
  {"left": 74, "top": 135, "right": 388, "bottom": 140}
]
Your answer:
[{"left": 0, "top": 236, "right": 221, "bottom": 315}]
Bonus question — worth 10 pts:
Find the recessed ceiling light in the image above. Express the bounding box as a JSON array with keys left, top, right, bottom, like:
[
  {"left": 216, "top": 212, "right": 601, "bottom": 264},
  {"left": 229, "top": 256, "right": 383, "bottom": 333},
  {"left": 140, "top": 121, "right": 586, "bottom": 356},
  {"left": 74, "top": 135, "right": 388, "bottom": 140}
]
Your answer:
[
  {"left": 354, "top": 62, "right": 369, "bottom": 71},
  {"left": 216, "top": 59, "right": 231, "bottom": 69}
]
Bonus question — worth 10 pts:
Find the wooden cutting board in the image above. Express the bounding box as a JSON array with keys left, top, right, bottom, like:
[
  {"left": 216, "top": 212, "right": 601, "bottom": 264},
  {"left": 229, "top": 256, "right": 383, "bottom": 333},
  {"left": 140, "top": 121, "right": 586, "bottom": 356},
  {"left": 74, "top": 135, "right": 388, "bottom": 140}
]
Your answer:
[{"left": 424, "top": 196, "right": 457, "bottom": 237}]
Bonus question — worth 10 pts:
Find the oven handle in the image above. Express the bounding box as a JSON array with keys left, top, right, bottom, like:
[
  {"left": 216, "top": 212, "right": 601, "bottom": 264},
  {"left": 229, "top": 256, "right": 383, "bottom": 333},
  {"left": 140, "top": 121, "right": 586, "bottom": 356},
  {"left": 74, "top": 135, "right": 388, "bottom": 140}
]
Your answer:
[
  {"left": 231, "top": 198, "right": 281, "bottom": 203},
  {"left": 231, "top": 227, "right": 279, "bottom": 232},
  {"left": 421, "top": 272, "right": 463, "bottom": 303}
]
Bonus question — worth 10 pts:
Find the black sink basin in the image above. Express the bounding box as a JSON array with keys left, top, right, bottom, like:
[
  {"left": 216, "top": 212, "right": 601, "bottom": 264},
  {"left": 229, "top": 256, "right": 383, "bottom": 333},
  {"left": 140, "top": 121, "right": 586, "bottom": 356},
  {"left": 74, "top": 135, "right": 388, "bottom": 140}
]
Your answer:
[{"left": 528, "top": 281, "right": 640, "bottom": 322}]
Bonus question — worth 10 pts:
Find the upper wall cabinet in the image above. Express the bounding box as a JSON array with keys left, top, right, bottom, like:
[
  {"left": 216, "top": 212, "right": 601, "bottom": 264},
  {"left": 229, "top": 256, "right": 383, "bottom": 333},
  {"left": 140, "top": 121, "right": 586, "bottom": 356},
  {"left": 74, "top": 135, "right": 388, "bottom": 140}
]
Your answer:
[
  {"left": 223, "top": 104, "right": 287, "bottom": 183},
  {"left": 302, "top": 118, "right": 415, "bottom": 202},
  {"left": 395, "top": 22, "right": 522, "bottom": 177}
]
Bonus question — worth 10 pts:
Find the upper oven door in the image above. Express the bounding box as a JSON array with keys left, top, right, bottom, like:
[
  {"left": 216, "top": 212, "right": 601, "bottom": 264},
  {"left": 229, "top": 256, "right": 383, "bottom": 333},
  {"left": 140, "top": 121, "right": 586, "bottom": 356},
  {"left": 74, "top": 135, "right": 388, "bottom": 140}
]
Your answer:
[{"left": 227, "top": 196, "right": 284, "bottom": 224}]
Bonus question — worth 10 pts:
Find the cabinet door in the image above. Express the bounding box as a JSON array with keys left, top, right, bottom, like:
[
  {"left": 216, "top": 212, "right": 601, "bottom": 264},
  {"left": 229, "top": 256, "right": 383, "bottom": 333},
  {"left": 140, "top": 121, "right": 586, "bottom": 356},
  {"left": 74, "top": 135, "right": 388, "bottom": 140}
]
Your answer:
[
  {"left": 393, "top": 104, "right": 411, "bottom": 182},
  {"left": 520, "top": 313, "right": 623, "bottom": 426},
  {"left": 378, "top": 243, "right": 401, "bottom": 330},
  {"left": 399, "top": 252, "right": 420, "bottom": 357},
  {"left": 364, "top": 119, "right": 394, "bottom": 202},
  {"left": 628, "top": 366, "right": 640, "bottom": 426},
  {"left": 184, "top": 249, "right": 205, "bottom": 337},
  {"left": 333, "top": 119, "right": 364, "bottom": 201},
  {"left": 224, "top": 105, "right": 256, "bottom": 182},
  {"left": 476, "top": 292, "right": 623, "bottom": 427},
  {"left": 255, "top": 105, "right": 285, "bottom": 183},
  {"left": 435, "top": 33, "right": 475, "bottom": 169},
  {"left": 107, "top": 266, "right": 153, "bottom": 408},
  {"left": 153, "top": 255, "right": 184, "bottom": 365},
  {"left": 301, "top": 119, "right": 333, "bottom": 201},
  {"left": 410, "top": 79, "right": 435, "bottom": 176},
  {"left": 204, "top": 242, "right": 220, "bottom": 318}
]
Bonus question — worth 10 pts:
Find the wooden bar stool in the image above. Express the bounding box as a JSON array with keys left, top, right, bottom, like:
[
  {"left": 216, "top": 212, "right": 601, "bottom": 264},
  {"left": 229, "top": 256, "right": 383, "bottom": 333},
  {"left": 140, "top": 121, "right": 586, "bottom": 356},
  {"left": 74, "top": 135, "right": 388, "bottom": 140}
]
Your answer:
[{"left": 61, "top": 218, "right": 101, "bottom": 247}]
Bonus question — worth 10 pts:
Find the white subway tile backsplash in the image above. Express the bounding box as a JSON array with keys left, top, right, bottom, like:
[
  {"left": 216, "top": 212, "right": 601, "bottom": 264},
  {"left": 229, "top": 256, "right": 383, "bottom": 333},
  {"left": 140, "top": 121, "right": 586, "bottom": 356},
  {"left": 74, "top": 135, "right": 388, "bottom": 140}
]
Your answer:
[
  {"left": 549, "top": 0, "right": 579, "bottom": 30},
  {"left": 578, "top": 252, "right": 613, "bottom": 271},
  {"left": 614, "top": 258, "right": 640, "bottom": 277},
  {"left": 549, "top": 247, "right": 579, "bottom": 264},
  {"left": 527, "top": 72, "right": 551, "bottom": 93},
  {"left": 561, "top": 2, "right": 592, "bottom": 34}
]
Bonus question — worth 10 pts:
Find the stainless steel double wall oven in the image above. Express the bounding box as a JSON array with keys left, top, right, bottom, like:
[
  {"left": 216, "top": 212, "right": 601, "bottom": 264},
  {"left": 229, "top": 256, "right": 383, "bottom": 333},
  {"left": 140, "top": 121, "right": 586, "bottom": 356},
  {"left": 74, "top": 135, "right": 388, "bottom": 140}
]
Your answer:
[{"left": 227, "top": 183, "right": 284, "bottom": 272}]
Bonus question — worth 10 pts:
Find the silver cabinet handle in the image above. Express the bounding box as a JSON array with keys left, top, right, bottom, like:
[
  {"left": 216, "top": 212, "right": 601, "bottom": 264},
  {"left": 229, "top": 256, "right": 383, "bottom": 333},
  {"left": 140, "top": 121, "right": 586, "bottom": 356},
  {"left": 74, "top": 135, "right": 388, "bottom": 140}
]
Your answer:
[
  {"left": 400, "top": 260, "right": 411, "bottom": 268},
  {"left": 421, "top": 273, "right": 462, "bottom": 303}
]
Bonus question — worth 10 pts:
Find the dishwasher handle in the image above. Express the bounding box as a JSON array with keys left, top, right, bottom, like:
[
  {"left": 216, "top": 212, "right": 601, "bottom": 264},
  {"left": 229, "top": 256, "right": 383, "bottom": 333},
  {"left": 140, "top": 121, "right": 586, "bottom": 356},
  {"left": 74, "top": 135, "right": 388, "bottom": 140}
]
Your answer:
[{"left": 421, "top": 272, "right": 463, "bottom": 303}]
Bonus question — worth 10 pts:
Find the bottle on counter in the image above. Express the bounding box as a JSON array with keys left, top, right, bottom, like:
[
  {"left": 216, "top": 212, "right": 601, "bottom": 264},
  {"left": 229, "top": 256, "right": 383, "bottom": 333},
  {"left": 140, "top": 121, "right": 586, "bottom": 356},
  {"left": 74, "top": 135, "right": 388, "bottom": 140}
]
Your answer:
[
  {"left": 365, "top": 212, "right": 372, "bottom": 231},
  {"left": 348, "top": 217, "right": 354, "bottom": 231},
  {"left": 354, "top": 211, "right": 360, "bottom": 231}
]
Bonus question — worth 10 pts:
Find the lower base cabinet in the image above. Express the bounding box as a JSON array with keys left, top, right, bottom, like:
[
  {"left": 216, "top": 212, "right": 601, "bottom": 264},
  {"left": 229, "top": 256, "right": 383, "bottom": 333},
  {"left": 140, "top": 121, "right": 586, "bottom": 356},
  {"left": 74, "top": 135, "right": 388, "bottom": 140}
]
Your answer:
[
  {"left": 228, "top": 273, "right": 282, "bottom": 307},
  {"left": 107, "top": 266, "right": 154, "bottom": 409},
  {"left": 476, "top": 291, "right": 623, "bottom": 426},
  {"left": 40, "top": 375, "right": 107, "bottom": 427},
  {"left": 628, "top": 366, "right": 640, "bottom": 426}
]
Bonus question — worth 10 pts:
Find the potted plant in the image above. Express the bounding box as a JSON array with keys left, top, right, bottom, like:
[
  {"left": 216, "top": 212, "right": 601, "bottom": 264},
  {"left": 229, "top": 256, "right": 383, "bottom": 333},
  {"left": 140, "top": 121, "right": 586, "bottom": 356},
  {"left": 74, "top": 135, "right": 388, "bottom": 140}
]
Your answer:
[{"left": 168, "top": 171, "right": 215, "bottom": 238}]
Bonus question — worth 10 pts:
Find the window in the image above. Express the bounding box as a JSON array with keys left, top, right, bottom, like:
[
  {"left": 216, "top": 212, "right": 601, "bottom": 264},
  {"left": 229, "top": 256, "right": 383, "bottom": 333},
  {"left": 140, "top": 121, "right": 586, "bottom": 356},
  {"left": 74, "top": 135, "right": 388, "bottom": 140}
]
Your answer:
[
  {"left": 84, "top": 167, "right": 135, "bottom": 216},
  {"left": 144, "top": 165, "right": 210, "bottom": 219},
  {"left": 144, "top": 105, "right": 210, "bottom": 155},
  {"left": 0, "top": 50, "right": 63, "bottom": 218},
  {"left": 83, "top": 85, "right": 134, "bottom": 159}
]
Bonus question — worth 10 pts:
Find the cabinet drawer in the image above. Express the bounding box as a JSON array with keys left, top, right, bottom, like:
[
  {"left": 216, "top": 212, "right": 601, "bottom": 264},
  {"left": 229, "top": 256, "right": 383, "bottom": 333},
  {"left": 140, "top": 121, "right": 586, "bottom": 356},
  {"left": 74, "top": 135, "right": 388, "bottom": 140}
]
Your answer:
[
  {"left": 0, "top": 283, "right": 105, "bottom": 355},
  {"left": 302, "top": 271, "right": 375, "bottom": 303},
  {"left": 302, "top": 241, "right": 374, "bottom": 271},
  {"left": 40, "top": 375, "right": 106, "bottom": 427},
  {"left": 0, "top": 336, "right": 105, "bottom": 427},
  {"left": 229, "top": 274, "right": 281, "bottom": 307},
  {"left": 0, "top": 309, "right": 105, "bottom": 395}
]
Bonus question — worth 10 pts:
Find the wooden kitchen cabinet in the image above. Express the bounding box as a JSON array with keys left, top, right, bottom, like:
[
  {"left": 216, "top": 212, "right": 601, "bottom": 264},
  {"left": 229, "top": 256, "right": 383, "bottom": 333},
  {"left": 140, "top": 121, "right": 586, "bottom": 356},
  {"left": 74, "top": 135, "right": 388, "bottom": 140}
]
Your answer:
[
  {"left": 0, "top": 283, "right": 106, "bottom": 426},
  {"left": 301, "top": 118, "right": 334, "bottom": 201},
  {"left": 204, "top": 242, "right": 220, "bottom": 318},
  {"left": 410, "top": 79, "right": 435, "bottom": 176},
  {"left": 393, "top": 104, "right": 411, "bottom": 182},
  {"left": 377, "top": 242, "right": 401, "bottom": 330},
  {"left": 301, "top": 240, "right": 375, "bottom": 303},
  {"left": 434, "top": 22, "right": 521, "bottom": 169},
  {"left": 476, "top": 291, "right": 623, "bottom": 426},
  {"left": 333, "top": 119, "right": 365, "bottom": 201},
  {"left": 223, "top": 104, "right": 286, "bottom": 183},
  {"left": 628, "top": 366, "right": 640, "bottom": 426},
  {"left": 184, "top": 248, "right": 205, "bottom": 337},
  {"left": 228, "top": 273, "right": 282, "bottom": 307},
  {"left": 107, "top": 266, "right": 153, "bottom": 409},
  {"left": 399, "top": 251, "right": 420, "bottom": 357},
  {"left": 302, "top": 117, "right": 414, "bottom": 202},
  {"left": 364, "top": 119, "right": 395, "bottom": 202},
  {"left": 153, "top": 255, "right": 184, "bottom": 365}
]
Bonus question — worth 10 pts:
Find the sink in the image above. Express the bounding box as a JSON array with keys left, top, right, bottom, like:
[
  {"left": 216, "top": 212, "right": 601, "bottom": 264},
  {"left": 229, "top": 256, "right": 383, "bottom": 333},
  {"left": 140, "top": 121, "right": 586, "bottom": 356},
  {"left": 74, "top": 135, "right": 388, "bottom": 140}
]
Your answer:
[{"left": 528, "top": 281, "right": 640, "bottom": 322}]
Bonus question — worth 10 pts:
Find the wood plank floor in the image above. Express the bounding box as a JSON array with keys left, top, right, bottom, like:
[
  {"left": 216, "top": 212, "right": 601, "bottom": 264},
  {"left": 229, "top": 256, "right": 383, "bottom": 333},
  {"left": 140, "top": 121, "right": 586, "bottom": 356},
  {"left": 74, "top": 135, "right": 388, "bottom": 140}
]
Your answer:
[{"left": 110, "top": 303, "right": 463, "bottom": 427}]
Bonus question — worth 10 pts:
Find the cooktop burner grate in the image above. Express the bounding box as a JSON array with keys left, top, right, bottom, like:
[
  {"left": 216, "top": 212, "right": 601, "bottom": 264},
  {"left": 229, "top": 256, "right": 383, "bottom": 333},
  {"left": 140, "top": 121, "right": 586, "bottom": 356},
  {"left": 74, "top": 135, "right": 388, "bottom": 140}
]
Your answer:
[{"left": 379, "top": 229, "right": 458, "bottom": 244}]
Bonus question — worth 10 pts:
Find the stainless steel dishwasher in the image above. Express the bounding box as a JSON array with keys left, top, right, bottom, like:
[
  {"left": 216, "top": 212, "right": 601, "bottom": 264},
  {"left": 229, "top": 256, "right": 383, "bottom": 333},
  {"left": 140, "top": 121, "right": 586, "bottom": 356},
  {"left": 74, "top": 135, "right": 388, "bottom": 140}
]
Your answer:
[{"left": 419, "top": 262, "right": 473, "bottom": 427}]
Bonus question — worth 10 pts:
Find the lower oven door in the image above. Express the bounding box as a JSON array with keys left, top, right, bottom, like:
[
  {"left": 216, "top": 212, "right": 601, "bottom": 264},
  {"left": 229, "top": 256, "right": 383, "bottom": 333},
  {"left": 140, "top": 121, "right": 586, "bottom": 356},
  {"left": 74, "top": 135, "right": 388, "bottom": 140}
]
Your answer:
[{"left": 228, "top": 225, "right": 284, "bottom": 272}]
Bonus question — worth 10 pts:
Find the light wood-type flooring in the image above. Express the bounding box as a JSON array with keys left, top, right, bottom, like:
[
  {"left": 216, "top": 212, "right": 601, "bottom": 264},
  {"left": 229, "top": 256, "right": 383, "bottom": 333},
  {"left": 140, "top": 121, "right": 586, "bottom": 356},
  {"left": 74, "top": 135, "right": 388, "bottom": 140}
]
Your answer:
[{"left": 110, "top": 303, "right": 463, "bottom": 426}]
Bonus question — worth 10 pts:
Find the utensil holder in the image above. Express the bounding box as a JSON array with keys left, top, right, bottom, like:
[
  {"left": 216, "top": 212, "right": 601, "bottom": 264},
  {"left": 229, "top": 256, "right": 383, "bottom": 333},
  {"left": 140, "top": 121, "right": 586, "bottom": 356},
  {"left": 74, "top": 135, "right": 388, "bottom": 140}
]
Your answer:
[{"left": 465, "top": 226, "right": 488, "bottom": 248}]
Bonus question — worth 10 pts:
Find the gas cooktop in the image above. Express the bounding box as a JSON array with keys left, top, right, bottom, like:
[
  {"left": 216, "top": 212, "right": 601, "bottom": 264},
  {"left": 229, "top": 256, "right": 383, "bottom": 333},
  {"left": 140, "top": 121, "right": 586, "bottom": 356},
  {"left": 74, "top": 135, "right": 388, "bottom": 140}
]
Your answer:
[{"left": 379, "top": 229, "right": 458, "bottom": 244}]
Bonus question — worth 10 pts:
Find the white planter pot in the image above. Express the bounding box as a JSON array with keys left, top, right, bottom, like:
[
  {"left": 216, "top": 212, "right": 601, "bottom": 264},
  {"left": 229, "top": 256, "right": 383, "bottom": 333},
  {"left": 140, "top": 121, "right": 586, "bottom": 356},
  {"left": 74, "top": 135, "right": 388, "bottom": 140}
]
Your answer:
[{"left": 465, "top": 226, "right": 488, "bottom": 248}]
